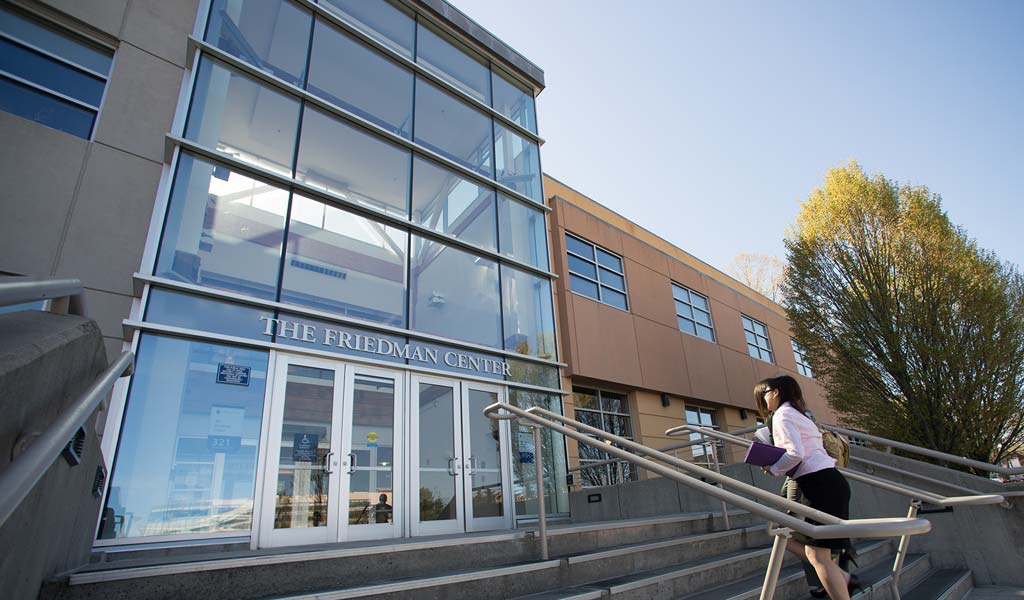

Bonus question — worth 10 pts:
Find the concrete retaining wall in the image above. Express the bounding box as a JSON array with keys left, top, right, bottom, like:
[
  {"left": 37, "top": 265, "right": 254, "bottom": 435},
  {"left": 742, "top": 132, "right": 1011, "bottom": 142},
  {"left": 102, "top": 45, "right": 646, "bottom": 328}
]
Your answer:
[{"left": 0, "top": 311, "right": 109, "bottom": 600}]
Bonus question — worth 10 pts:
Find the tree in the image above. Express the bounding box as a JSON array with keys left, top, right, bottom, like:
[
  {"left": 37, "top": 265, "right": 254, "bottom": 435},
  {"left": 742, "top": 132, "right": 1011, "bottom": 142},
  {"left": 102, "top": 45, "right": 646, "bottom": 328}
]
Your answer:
[
  {"left": 783, "top": 162, "right": 1024, "bottom": 471},
  {"left": 728, "top": 253, "right": 786, "bottom": 303}
]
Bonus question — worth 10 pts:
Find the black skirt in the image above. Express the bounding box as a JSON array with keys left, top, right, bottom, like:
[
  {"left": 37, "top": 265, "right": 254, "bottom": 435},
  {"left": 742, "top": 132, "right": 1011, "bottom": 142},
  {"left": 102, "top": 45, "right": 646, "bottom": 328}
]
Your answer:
[{"left": 793, "top": 467, "right": 851, "bottom": 550}]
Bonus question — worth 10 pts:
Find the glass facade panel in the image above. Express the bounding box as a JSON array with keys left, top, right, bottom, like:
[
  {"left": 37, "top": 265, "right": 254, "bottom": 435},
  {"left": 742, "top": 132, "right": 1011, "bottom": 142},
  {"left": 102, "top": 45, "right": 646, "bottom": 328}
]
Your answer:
[
  {"left": 497, "top": 195, "right": 548, "bottom": 270},
  {"left": 411, "top": 156, "right": 496, "bottom": 251},
  {"left": 410, "top": 234, "right": 501, "bottom": 348},
  {"left": 101, "top": 335, "right": 267, "bottom": 539},
  {"left": 0, "top": 77, "right": 94, "bottom": 138},
  {"left": 506, "top": 358, "right": 559, "bottom": 389},
  {"left": 491, "top": 70, "right": 536, "bottom": 133},
  {"left": 307, "top": 18, "right": 413, "bottom": 138},
  {"left": 509, "top": 390, "right": 568, "bottom": 516},
  {"left": 415, "top": 23, "right": 490, "bottom": 104},
  {"left": 295, "top": 106, "right": 410, "bottom": 218},
  {"left": 500, "top": 265, "right": 555, "bottom": 359},
  {"left": 155, "top": 154, "right": 288, "bottom": 300},
  {"left": 0, "top": 38, "right": 105, "bottom": 106},
  {"left": 0, "top": 5, "right": 112, "bottom": 74},
  {"left": 281, "top": 193, "right": 407, "bottom": 325},
  {"left": 414, "top": 78, "right": 493, "bottom": 177},
  {"left": 145, "top": 288, "right": 274, "bottom": 338},
  {"left": 185, "top": 58, "right": 300, "bottom": 176},
  {"left": 319, "top": 0, "right": 414, "bottom": 59},
  {"left": 494, "top": 123, "right": 541, "bottom": 203},
  {"left": 204, "top": 0, "right": 311, "bottom": 86}
]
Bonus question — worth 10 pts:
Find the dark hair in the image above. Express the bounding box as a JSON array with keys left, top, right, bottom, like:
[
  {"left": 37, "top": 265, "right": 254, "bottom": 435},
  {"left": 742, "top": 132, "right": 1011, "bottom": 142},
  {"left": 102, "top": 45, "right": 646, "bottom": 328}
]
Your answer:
[
  {"left": 753, "top": 379, "right": 773, "bottom": 419},
  {"left": 768, "top": 375, "right": 808, "bottom": 414}
]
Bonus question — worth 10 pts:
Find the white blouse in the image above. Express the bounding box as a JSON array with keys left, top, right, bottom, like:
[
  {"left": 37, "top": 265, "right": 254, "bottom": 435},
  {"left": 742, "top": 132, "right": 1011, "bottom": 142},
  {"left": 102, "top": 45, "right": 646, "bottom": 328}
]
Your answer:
[{"left": 769, "top": 403, "right": 835, "bottom": 478}]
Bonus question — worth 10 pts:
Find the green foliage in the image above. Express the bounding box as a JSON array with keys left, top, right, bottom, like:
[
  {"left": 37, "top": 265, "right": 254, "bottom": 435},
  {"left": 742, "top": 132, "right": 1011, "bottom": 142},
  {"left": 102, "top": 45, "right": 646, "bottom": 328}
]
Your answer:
[{"left": 784, "top": 162, "right": 1024, "bottom": 470}]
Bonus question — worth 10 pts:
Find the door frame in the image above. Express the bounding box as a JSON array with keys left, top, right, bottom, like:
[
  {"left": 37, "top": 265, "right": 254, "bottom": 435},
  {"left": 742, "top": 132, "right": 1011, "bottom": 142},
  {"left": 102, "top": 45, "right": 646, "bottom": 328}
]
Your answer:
[
  {"left": 255, "top": 352, "right": 344, "bottom": 548},
  {"left": 460, "top": 380, "right": 514, "bottom": 533},
  {"left": 409, "top": 373, "right": 465, "bottom": 537}
]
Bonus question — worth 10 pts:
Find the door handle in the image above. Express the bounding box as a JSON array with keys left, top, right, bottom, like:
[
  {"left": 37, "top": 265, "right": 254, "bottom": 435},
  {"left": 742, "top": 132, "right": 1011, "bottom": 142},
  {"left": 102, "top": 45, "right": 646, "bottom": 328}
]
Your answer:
[
  {"left": 465, "top": 456, "right": 476, "bottom": 474},
  {"left": 347, "top": 452, "right": 357, "bottom": 474},
  {"left": 447, "top": 457, "right": 457, "bottom": 476},
  {"left": 322, "top": 451, "right": 334, "bottom": 474}
]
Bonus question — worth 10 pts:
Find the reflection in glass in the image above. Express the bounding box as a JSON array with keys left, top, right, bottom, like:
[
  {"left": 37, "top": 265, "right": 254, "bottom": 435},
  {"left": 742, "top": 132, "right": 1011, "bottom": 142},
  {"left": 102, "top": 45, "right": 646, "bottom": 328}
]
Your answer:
[
  {"left": 414, "top": 78, "right": 492, "bottom": 178},
  {"left": 280, "top": 194, "right": 407, "bottom": 325},
  {"left": 418, "top": 383, "right": 456, "bottom": 521},
  {"left": 410, "top": 234, "right": 501, "bottom": 348},
  {"left": 412, "top": 157, "right": 496, "bottom": 251},
  {"left": 416, "top": 23, "right": 490, "bottom": 104},
  {"left": 466, "top": 389, "right": 503, "bottom": 518},
  {"left": 295, "top": 106, "right": 410, "bottom": 218},
  {"left": 100, "top": 335, "right": 267, "bottom": 539},
  {"left": 348, "top": 375, "right": 396, "bottom": 526},
  {"left": 501, "top": 265, "right": 555, "bottom": 359},
  {"left": 185, "top": 58, "right": 300, "bottom": 176},
  {"left": 509, "top": 390, "right": 568, "bottom": 516},
  {"left": 319, "top": 0, "right": 414, "bottom": 59},
  {"left": 414, "top": 341, "right": 505, "bottom": 381},
  {"left": 497, "top": 195, "right": 548, "bottom": 270},
  {"left": 155, "top": 154, "right": 288, "bottom": 300},
  {"left": 0, "top": 77, "right": 94, "bottom": 138},
  {"left": 491, "top": 70, "right": 536, "bottom": 133},
  {"left": 204, "top": 0, "right": 311, "bottom": 86},
  {"left": 145, "top": 288, "right": 273, "bottom": 338},
  {"left": 307, "top": 18, "right": 413, "bottom": 138},
  {"left": 494, "top": 123, "right": 541, "bottom": 203},
  {"left": 274, "top": 365, "right": 335, "bottom": 529},
  {"left": 506, "top": 359, "right": 559, "bottom": 389}
]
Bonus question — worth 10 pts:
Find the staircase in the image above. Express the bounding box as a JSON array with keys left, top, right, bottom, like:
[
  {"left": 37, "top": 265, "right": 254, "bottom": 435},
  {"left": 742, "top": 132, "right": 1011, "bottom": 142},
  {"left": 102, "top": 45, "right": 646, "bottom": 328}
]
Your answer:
[{"left": 40, "top": 507, "right": 1015, "bottom": 600}]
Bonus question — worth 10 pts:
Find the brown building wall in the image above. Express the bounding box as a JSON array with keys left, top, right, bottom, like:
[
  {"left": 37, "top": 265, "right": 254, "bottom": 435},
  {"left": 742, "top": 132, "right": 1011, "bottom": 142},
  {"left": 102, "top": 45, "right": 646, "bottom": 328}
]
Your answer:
[{"left": 545, "top": 175, "right": 836, "bottom": 480}]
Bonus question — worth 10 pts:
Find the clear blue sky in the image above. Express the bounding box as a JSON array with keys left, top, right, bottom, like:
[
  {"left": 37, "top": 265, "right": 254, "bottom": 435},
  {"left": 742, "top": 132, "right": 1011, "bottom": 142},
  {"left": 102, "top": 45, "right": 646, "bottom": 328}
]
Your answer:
[{"left": 456, "top": 0, "right": 1024, "bottom": 274}]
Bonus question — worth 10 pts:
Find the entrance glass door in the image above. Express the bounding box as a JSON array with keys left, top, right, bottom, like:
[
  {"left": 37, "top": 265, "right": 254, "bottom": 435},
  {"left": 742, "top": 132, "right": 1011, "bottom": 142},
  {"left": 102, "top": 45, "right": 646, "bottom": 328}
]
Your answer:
[
  {"left": 411, "top": 376, "right": 511, "bottom": 535},
  {"left": 259, "top": 355, "right": 343, "bottom": 547}
]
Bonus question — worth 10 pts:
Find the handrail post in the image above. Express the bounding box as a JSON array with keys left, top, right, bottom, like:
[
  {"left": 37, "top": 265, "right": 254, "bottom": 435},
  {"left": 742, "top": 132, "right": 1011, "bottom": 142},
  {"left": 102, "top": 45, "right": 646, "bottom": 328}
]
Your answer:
[
  {"left": 707, "top": 440, "right": 730, "bottom": 530},
  {"left": 532, "top": 425, "right": 548, "bottom": 561},
  {"left": 891, "top": 499, "right": 921, "bottom": 596},
  {"left": 760, "top": 528, "right": 792, "bottom": 600}
]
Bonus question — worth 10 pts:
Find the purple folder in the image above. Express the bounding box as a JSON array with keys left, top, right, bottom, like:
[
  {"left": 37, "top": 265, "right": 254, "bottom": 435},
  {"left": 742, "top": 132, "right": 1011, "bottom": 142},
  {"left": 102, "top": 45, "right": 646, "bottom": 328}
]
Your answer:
[{"left": 743, "top": 441, "right": 786, "bottom": 467}]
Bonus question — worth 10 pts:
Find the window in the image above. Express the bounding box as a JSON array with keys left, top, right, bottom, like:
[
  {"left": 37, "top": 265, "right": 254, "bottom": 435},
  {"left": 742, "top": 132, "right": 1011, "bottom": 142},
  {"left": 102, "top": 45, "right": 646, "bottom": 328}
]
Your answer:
[
  {"left": 415, "top": 22, "right": 490, "bottom": 104},
  {"left": 491, "top": 69, "right": 536, "bottom": 134},
  {"left": 494, "top": 122, "right": 541, "bottom": 203},
  {"left": 573, "top": 388, "right": 637, "bottom": 487},
  {"left": 497, "top": 194, "right": 549, "bottom": 270},
  {"left": 500, "top": 265, "right": 556, "bottom": 359},
  {"left": 741, "top": 315, "right": 774, "bottom": 363},
  {"left": 791, "top": 339, "right": 814, "bottom": 378},
  {"left": 0, "top": 5, "right": 113, "bottom": 139},
  {"left": 319, "top": 0, "right": 415, "bottom": 59},
  {"left": 686, "top": 406, "right": 725, "bottom": 468},
  {"left": 204, "top": 0, "right": 311, "bottom": 86},
  {"left": 565, "top": 233, "right": 628, "bottom": 311},
  {"left": 412, "top": 156, "right": 496, "bottom": 251},
  {"left": 414, "top": 77, "right": 493, "bottom": 178},
  {"left": 672, "top": 283, "right": 715, "bottom": 342}
]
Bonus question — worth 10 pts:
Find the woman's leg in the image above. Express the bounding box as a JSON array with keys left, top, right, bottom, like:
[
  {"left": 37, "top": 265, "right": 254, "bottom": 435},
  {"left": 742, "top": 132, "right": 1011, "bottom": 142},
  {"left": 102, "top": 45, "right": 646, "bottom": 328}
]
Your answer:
[{"left": 804, "top": 545, "right": 850, "bottom": 600}]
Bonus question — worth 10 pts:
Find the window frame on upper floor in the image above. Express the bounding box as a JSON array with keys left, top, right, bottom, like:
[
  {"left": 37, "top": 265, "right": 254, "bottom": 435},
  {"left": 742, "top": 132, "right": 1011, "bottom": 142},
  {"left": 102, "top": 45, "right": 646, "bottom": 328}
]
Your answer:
[
  {"left": 741, "top": 314, "right": 774, "bottom": 364},
  {"left": 791, "top": 338, "right": 814, "bottom": 378},
  {"left": 671, "top": 282, "right": 716, "bottom": 342},
  {"left": 0, "top": 3, "right": 114, "bottom": 140},
  {"left": 564, "top": 232, "right": 629, "bottom": 312}
]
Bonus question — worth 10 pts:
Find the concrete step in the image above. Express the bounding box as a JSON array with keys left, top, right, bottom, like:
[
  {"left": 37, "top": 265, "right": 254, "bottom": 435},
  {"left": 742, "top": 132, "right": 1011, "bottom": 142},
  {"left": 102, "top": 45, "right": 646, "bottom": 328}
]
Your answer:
[
  {"left": 904, "top": 570, "right": 973, "bottom": 600},
  {"left": 46, "top": 511, "right": 750, "bottom": 600}
]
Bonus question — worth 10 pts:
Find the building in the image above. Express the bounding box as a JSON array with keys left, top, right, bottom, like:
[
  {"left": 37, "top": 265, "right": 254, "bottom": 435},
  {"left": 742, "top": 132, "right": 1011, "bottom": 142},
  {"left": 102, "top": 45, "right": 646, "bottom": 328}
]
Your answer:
[
  {"left": 545, "top": 176, "right": 833, "bottom": 485},
  {"left": 1, "top": 0, "right": 827, "bottom": 554}
]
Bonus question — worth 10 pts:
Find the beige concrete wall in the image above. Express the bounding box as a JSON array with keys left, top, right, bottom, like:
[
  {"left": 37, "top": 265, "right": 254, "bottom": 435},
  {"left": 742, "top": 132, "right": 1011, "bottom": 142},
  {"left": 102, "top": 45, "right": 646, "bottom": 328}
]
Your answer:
[{"left": 0, "top": 0, "right": 200, "bottom": 361}]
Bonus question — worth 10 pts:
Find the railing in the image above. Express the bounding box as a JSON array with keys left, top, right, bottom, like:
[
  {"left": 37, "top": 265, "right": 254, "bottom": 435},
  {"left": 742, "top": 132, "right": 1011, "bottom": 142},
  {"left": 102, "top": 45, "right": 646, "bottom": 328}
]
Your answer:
[
  {"left": 821, "top": 424, "right": 1024, "bottom": 479},
  {"left": 0, "top": 275, "right": 87, "bottom": 315},
  {"left": 668, "top": 424, "right": 1005, "bottom": 595},
  {"left": 0, "top": 276, "right": 135, "bottom": 527},
  {"left": 486, "top": 403, "right": 931, "bottom": 600}
]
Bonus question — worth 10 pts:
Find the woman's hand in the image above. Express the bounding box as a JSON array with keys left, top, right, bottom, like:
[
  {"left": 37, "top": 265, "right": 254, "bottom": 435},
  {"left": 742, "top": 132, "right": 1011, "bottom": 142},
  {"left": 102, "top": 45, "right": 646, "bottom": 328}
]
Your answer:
[{"left": 762, "top": 466, "right": 772, "bottom": 475}]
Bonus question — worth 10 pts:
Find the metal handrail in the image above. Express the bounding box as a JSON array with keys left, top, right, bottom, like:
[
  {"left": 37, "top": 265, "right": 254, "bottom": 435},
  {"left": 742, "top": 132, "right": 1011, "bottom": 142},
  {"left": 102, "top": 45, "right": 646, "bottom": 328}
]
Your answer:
[
  {"left": 669, "top": 423, "right": 1003, "bottom": 596},
  {"left": 0, "top": 275, "right": 86, "bottom": 315},
  {"left": 485, "top": 403, "right": 931, "bottom": 600},
  {"left": 0, "top": 351, "right": 134, "bottom": 527},
  {"left": 821, "top": 424, "right": 1024, "bottom": 477}
]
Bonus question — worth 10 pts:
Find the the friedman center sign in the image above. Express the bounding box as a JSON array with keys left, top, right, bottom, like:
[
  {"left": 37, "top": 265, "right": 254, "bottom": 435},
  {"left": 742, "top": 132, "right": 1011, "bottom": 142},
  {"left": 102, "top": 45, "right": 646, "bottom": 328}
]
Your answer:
[{"left": 260, "top": 316, "right": 511, "bottom": 377}]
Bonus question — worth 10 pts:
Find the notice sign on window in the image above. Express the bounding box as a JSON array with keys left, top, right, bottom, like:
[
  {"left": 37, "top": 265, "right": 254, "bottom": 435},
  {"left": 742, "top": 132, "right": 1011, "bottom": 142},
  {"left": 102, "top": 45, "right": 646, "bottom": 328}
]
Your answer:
[
  {"left": 217, "top": 363, "right": 251, "bottom": 386},
  {"left": 293, "top": 433, "right": 319, "bottom": 463}
]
